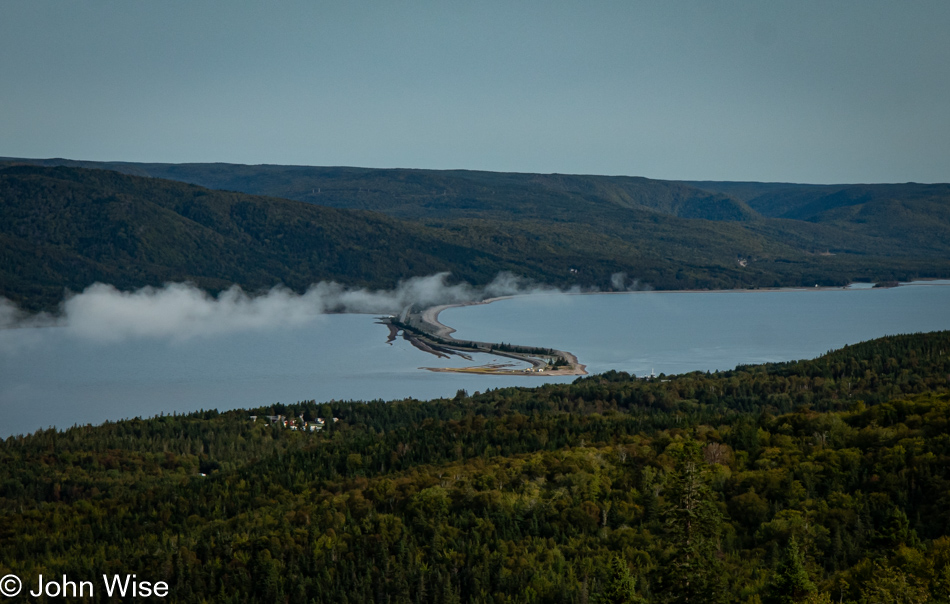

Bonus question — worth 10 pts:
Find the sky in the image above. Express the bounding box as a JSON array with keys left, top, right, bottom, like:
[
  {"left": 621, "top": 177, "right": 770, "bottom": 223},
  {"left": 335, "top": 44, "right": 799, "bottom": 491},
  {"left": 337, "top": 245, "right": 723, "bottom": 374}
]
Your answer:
[{"left": 2, "top": 1, "right": 949, "bottom": 183}]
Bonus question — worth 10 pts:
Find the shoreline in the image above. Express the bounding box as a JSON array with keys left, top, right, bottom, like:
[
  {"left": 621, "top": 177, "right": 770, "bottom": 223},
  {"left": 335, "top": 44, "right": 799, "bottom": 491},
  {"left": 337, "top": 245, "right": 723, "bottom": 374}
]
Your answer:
[
  {"left": 409, "top": 278, "right": 950, "bottom": 377},
  {"left": 423, "top": 277, "right": 950, "bottom": 336}
]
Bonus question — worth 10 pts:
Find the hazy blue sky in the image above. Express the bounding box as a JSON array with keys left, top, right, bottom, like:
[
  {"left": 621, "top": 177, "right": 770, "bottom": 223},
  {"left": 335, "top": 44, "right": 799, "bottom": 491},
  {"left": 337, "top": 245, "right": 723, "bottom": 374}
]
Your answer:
[{"left": 2, "top": 1, "right": 948, "bottom": 183}]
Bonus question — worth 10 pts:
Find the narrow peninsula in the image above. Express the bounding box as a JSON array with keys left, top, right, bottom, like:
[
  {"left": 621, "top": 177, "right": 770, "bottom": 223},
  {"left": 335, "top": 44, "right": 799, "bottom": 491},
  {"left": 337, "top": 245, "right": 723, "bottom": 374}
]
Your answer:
[{"left": 379, "top": 301, "right": 586, "bottom": 376}]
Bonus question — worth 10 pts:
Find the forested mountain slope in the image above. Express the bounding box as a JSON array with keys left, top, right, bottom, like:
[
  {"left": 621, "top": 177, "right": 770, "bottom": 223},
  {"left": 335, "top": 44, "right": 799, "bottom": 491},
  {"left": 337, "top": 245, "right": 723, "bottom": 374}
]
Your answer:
[
  {"left": 3, "top": 162, "right": 950, "bottom": 312},
  {"left": 2, "top": 158, "right": 758, "bottom": 222},
  {"left": 8, "top": 157, "right": 950, "bottom": 259},
  {"left": 0, "top": 165, "right": 782, "bottom": 311},
  {"left": 687, "top": 180, "right": 950, "bottom": 260},
  {"left": 3, "top": 331, "right": 950, "bottom": 602},
  {"left": 685, "top": 180, "right": 950, "bottom": 219},
  {"left": 0, "top": 165, "right": 525, "bottom": 310},
  {"left": 9, "top": 158, "right": 950, "bottom": 248}
]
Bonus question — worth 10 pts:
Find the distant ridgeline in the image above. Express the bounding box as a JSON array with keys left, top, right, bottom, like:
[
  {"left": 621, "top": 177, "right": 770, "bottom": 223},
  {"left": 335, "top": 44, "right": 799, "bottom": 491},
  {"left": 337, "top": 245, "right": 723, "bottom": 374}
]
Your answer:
[
  {"left": 3, "top": 159, "right": 950, "bottom": 310},
  {"left": 2, "top": 331, "right": 950, "bottom": 602}
]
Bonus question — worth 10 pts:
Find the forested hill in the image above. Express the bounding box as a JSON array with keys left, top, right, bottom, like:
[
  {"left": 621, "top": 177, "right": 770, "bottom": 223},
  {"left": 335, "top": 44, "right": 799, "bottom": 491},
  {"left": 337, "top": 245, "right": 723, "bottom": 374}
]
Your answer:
[
  {"left": 0, "top": 165, "right": 786, "bottom": 311},
  {"left": 2, "top": 331, "right": 950, "bottom": 603},
  {"left": 0, "top": 165, "right": 528, "bottom": 310},
  {"left": 7, "top": 158, "right": 949, "bottom": 240},
  {"left": 6, "top": 164, "right": 768, "bottom": 310},
  {"left": 3, "top": 162, "right": 950, "bottom": 311},
  {"left": 684, "top": 180, "right": 950, "bottom": 220},
  {"left": 1, "top": 158, "right": 759, "bottom": 222}
]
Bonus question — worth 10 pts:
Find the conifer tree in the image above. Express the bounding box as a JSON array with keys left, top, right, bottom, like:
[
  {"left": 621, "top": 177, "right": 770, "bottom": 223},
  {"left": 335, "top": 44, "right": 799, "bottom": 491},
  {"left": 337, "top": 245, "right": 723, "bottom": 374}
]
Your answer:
[
  {"left": 657, "top": 440, "right": 726, "bottom": 603},
  {"left": 596, "top": 555, "right": 644, "bottom": 604},
  {"left": 765, "top": 537, "right": 816, "bottom": 604}
]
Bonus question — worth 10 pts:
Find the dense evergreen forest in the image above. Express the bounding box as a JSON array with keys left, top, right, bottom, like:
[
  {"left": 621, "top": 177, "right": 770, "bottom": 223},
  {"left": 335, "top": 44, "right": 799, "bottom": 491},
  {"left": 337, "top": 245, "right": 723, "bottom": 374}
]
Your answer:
[
  {"left": 3, "top": 161, "right": 950, "bottom": 312},
  {"left": 3, "top": 331, "right": 950, "bottom": 603}
]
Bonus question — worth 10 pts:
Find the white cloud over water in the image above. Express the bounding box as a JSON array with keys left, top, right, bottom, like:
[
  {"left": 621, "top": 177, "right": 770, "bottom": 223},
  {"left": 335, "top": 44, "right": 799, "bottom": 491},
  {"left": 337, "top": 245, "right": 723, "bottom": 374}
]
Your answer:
[
  {"left": 610, "top": 272, "right": 653, "bottom": 292},
  {"left": 0, "top": 273, "right": 567, "bottom": 342}
]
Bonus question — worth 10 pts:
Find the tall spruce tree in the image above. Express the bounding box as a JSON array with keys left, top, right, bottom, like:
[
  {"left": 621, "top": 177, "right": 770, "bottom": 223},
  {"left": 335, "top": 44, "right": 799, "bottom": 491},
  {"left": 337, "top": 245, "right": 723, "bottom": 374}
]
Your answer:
[
  {"left": 765, "top": 537, "right": 816, "bottom": 604},
  {"left": 657, "top": 440, "right": 725, "bottom": 603}
]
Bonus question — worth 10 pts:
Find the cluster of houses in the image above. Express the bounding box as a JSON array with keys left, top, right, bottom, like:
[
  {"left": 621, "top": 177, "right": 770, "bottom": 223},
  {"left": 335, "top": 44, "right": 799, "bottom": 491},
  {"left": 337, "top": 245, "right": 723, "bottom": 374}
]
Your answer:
[{"left": 248, "top": 414, "right": 339, "bottom": 432}]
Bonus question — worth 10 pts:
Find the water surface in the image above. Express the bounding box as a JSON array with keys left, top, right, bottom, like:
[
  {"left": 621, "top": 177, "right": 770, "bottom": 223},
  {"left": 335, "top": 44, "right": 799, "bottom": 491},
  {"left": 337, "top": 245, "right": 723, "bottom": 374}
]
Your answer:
[
  {"left": 3, "top": 283, "right": 949, "bottom": 437},
  {"left": 1, "top": 316, "right": 557, "bottom": 437},
  {"left": 442, "top": 283, "right": 950, "bottom": 377}
]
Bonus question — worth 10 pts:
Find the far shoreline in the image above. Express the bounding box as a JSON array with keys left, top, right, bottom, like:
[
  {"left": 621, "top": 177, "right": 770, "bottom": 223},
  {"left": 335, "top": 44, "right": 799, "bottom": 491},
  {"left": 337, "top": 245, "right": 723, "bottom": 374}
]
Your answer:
[
  {"left": 414, "top": 279, "right": 950, "bottom": 377},
  {"left": 427, "top": 277, "right": 950, "bottom": 328}
]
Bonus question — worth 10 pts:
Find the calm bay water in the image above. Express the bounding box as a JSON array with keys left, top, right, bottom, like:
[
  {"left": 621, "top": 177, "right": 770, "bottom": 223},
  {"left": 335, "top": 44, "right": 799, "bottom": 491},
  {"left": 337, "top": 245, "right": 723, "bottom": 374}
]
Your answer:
[
  {"left": 443, "top": 282, "right": 950, "bottom": 377},
  {"left": 2, "top": 282, "right": 950, "bottom": 437},
  {"left": 0, "top": 315, "right": 551, "bottom": 438}
]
